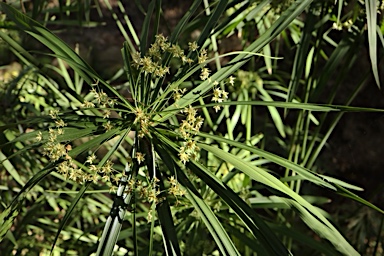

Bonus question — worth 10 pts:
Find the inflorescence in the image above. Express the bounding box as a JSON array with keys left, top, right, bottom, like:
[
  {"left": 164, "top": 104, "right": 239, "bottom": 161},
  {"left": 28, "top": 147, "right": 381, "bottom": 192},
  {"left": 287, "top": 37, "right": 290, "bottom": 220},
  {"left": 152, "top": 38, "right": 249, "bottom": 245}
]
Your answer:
[{"left": 36, "top": 33, "right": 235, "bottom": 212}]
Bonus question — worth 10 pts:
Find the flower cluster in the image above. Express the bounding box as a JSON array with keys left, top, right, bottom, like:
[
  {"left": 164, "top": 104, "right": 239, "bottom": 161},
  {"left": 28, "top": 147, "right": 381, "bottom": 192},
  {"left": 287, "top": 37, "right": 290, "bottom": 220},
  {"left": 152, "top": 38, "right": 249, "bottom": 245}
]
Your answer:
[
  {"left": 198, "top": 49, "right": 208, "bottom": 64},
  {"left": 40, "top": 110, "right": 69, "bottom": 162},
  {"left": 136, "top": 177, "right": 161, "bottom": 204},
  {"left": 179, "top": 105, "right": 204, "bottom": 139},
  {"left": 175, "top": 106, "right": 203, "bottom": 164},
  {"left": 57, "top": 153, "right": 121, "bottom": 192},
  {"left": 135, "top": 152, "right": 145, "bottom": 164},
  {"left": 79, "top": 79, "right": 118, "bottom": 130},
  {"left": 172, "top": 87, "right": 187, "bottom": 102},
  {"left": 132, "top": 34, "right": 195, "bottom": 77},
  {"left": 168, "top": 176, "right": 186, "bottom": 206},
  {"left": 89, "top": 87, "right": 117, "bottom": 108},
  {"left": 200, "top": 67, "right": 210, "bottom": 81},
  {"left": 211, "top": 79, "right": 230, "bottom": 112},
  {"left": 132, "top": 175, "right": 187, "bottom": 222},
  {"left": 332, "top": 19, "right": 353, "bottom": 31},
  {"left": 102, "top": 121, "right": 113, "bottom": 131},
  {"left": 134, "top": 107, "right": 152, "bottom": 138},
  {"left": 88, "top": 87, "right": 117, "bottom": 120},
  {"left": 38, "top": 112, "right": 128, "bottom": 191},
  {"left": 39, "top": 34, "right": 233, "bottom": 209},
  {"left": 178, "top": 139, "right": 200, "bottom": 164},
  {"left": 188, "top": 41, "right": 199, "bottom": 52}
]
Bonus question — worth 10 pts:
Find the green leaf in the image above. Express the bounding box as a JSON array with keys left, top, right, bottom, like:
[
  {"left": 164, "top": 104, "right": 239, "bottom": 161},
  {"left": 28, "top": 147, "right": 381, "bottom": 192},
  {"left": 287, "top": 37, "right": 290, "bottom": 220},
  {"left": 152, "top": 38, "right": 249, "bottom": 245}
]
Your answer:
[
  {"left": 365, "top": 0, "right": 380, "bottom": 87},
  {"left": 9, "top": 162, "right": 57, "bottom": 206},
  {"left": 155, "top": 139, "right": 240, "bottom": 255},
  {"left": 68, "top": 128, "right": 122, "bottom": 158},
  {"left": 187, "top": 160, "right": 291, "bottom": 255},
  {"left": 154, "top": 133, "right": 290, "bottom": 255},
  {"left": 197, "top": 133, "right": 335, "bottom": 190},
  {"left": 196, "top": 0, "right": 229, "bottom": 47},
  {"left": 140, "top": 0, "right": 155, "bottom": 54},
  {"left": 257, "top": 85, "right": 286, "bottom": 138},
  {"left": 270, "top": 223, "right": 340, "bottom": 255},
  {"left": 0, "top": 206, "right": 19, "bottom": 244},
  {"left": 156, "top": 192, "right": 182, "bottom": 256},
  {"left": 185, "top": 188, "right": 241, "bottom": 256},
  {"left": 334, "top": 184, "right": 384, "bottom": 215},
  {"left": 0, "top": 2, "right": 99, "bottom": 84},
  {"left": 0, "top": 29, "right": 41, "bottom": 67},
  {"left": 0, "top": 150, "right": 25, "bottom": 186},
  {"left": 50, "top": 182, "right": 92, "bottom": 253},
  {"left": 287, "top": 11, "right": 315, "bottom": 103},
  {"left": 197, "top": 143, "right": 358, "bottom": 255},
  {"left": 158, "top": 0, "right": 317, "bottom": 121},
  {"left": 52, "top": 128, "right": 130, "bottom": 253},
  {"left": 0, "top": 162, "right": 57, "bottom": 246},
  {"left": 280, "top": 197, "right": 357, "bottom": 255}
]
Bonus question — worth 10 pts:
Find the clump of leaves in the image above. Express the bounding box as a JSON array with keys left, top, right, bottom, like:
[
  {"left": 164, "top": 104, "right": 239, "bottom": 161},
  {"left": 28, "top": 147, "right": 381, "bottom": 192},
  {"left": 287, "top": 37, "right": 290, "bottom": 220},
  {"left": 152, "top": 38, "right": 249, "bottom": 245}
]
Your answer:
[{"left": 1, "top": 1, "right": 384, "bottom": 255}]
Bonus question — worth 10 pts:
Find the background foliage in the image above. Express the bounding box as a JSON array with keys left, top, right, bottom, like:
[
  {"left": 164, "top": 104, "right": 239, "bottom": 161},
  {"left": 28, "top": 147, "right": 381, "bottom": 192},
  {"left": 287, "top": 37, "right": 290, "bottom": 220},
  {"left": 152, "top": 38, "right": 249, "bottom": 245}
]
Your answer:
[{"left": 0, "top": 0, "right": 384, "bottom": 255}]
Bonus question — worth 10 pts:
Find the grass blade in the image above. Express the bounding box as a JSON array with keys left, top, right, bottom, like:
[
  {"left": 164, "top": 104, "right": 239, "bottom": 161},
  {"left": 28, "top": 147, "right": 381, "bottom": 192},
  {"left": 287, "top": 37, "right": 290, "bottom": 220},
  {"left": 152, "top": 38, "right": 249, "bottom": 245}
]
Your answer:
[
  {"left": 197, "top": 133, "right": 335, "bottom": 190},
  {"left": 154, "top": 132, "right": 290, "bottom": 255},
  {"left": 185, "top": 187, "right": 241, "bottom": 256},
  {"left": 158, "top": 0, "right": 315, "bottom": 121},
  {"left": 50, "top": 182, "right": 92, "bottom": 253},
  {"left": 198, "top": 143, "right": 358, "bottom": 255},
  {"left": 286, "top": 12, "right": 315, "bottom": 103},
  {"left": 365, "top": 0, "right": 380, "bottom": 87}
]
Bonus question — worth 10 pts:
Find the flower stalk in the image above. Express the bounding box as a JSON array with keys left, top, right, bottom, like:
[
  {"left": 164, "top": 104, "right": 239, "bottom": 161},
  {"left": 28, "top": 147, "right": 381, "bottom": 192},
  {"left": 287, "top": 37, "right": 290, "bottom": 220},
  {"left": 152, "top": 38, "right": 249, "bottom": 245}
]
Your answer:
[{"left": 96, "top": 163, "right": 133, "bottom": 256}]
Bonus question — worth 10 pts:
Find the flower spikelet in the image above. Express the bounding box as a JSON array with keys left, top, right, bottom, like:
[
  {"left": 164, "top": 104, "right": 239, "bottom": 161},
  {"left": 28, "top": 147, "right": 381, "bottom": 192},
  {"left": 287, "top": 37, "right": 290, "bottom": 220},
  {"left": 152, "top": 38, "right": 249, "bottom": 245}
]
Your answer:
[
  {"left": 188, "top": 41, "right": 199, "bottom": 52},
  {"left": 200, "top": 68, "right": 210, "bottom": 81},
  {"left": 211, "top": 83, "right": 229, "bottom": 112},
  {"left": 49, "top": 109, "right": 59, "bottom": 119},
  {"left": 136, "top": 152, "right": 145, "bottom": 164},
  {"left": 168, "top": 176, "right": 186, "bottom": 205},
  {"left": 198, "top": 49, "right": 208, "bottom": 64},
  {"left": 178, "top": 105, "right": 204, "bottom": 142},
  {"left": 36, "top": 131, "right": 43, "bottom": 142}
]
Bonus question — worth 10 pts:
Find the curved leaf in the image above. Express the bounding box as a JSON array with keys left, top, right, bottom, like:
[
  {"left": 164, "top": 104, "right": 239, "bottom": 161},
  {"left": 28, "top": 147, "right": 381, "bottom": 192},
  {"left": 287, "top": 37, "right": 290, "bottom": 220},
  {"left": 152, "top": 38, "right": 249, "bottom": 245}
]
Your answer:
[
  {"left": 197, "top": 133, "right": 335, "bottom": 190},
  {"left": 198, "top": 143, "right": 358, "bottom": 255}
]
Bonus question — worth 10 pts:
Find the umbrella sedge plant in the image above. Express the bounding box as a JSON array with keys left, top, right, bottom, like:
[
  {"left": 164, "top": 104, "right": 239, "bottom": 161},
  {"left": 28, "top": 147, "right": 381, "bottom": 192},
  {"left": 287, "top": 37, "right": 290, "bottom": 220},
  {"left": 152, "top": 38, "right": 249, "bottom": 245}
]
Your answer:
[{"left": 0, "top": 0, "right": 383, "bottom": 255}]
